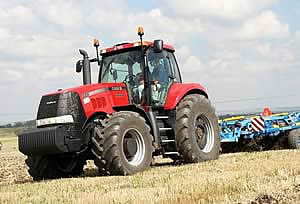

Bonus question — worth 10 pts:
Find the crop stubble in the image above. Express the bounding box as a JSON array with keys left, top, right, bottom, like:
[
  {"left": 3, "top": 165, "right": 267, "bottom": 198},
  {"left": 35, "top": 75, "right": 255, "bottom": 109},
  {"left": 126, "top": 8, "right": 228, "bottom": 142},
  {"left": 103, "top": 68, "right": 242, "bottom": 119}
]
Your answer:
[{"left": 1, "top": 129, "right": 300, "bottom": 203}]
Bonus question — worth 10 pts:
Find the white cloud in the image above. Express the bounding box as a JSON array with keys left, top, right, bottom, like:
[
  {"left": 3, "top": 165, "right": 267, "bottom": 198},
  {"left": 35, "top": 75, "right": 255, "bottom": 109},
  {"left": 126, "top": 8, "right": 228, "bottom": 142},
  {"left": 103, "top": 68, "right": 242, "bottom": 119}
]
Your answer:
[
  {"left": 182, "top": 56, "right": 204, "bottom": 74},
  {"left": 6, "top": 70, "right": 22, "bottom": 79},
  {"left": 87, "top": 7, "right": 203, "bottom": 46},
  {"left": 0, "top": 6, "right": 35, "bottom": 26},
  {"left": 256, "top": 43, "right": 294, "bottom": 61},
  {"left": 238, "top": 11, "right": 289, "bottom": 39},
  {"left": 295, "top": 31, "right": 300, "bottom": 41},
  {"left": 0, "top": 27, "right": 11, "bottom": 40},
  {"left": 0, "top": 70, "right": 23, "bottom": 86},
  {"left": 165, "top": 0, "right": 278, "bottom": 20},
  {"left": 34, "top": 0, "right": 83, "bottom": 28}
]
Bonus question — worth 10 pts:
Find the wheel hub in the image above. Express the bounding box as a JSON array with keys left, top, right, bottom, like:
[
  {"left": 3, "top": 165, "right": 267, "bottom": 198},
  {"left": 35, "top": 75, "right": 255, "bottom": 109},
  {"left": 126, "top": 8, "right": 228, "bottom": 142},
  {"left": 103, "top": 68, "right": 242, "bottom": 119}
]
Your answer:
[
  {"left": 124, "top": 138, "right": 138, "bottom": 157},
  {"left": 122, "top": 128, "right": 145, "bottom": 166},
  {"left": 194, "top": 114, "right": 214, "bottom": 153}
]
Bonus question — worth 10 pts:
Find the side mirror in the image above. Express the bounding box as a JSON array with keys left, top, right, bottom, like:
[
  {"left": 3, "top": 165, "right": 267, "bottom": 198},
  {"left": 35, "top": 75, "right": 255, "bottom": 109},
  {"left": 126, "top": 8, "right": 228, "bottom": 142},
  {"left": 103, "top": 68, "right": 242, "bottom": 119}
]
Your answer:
[
  {"left": 112, "top": 70, "right": 118, "bottom": 81},
  {"left": 76, "top": 60, "right": 83, "bottom": 73},
  {"left": 153, "top": 40, "right": 163, "bottom": 53}
]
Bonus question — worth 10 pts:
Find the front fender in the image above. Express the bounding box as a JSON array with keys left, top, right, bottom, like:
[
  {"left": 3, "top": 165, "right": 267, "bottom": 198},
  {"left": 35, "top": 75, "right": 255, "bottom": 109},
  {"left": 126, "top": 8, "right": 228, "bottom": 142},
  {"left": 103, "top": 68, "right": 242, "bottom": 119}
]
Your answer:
[{"left": 164, "top": 82, "right": 208, "bottom": 110}]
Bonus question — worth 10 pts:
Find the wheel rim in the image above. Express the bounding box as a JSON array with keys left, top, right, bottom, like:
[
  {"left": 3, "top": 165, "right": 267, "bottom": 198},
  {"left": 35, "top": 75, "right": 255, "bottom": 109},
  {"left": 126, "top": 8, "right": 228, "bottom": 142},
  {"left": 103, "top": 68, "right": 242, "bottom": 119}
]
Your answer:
[
  {"left": 122, "top": 128, "right": 145, "bottom": 166},
  {"left": 194, "top": 114, "right": 214, "bottom": 153}
]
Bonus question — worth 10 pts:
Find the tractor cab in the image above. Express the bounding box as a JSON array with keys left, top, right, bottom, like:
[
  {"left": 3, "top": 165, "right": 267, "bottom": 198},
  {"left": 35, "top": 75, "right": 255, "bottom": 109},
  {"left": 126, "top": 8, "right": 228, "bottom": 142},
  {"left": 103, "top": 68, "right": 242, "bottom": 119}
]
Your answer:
[{"left": 99, "top": 42, "right": 182, "bottom": 107}]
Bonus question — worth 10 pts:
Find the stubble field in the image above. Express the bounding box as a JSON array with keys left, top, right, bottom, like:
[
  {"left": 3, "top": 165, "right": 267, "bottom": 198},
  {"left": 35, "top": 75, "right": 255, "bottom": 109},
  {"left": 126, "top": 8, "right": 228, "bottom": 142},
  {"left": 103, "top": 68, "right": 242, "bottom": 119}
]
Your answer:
[{"left": 0, "top": 128, "right": 300, "bottom": 204}]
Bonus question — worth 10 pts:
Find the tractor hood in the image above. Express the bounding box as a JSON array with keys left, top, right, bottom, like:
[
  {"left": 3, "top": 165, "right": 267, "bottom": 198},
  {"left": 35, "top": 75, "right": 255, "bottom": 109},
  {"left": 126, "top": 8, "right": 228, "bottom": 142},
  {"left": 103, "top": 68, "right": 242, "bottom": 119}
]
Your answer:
[
  {"left": 45, "top": 82, "right": 127, "bottom": 97},
  {"left": 42, "top": 82, "right": 129, "bottom": 119}
]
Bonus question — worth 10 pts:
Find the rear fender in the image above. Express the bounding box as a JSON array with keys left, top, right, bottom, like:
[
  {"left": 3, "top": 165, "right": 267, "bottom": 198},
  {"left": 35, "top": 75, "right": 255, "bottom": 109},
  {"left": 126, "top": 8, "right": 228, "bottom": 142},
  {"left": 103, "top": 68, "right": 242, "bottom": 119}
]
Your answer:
[
  {"left": 113, "top": 105, "right": 152, "bottom": 128},
  {"left": 113, "top": 105, "right": 161, "bottom": 149},
  {"left": 164, "top": 83, "right": 208, "bottom": 110}
]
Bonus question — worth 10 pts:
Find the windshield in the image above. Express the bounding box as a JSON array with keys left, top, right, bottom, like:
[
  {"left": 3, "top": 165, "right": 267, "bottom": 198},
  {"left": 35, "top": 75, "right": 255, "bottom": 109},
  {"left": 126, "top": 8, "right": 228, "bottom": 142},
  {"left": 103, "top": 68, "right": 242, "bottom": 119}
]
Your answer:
[
  {"left": 100, "top": 50, "right": 142, "bottom": 84},
  {"left": 99, "top": 47, "right": 180, "bottom": 106}
]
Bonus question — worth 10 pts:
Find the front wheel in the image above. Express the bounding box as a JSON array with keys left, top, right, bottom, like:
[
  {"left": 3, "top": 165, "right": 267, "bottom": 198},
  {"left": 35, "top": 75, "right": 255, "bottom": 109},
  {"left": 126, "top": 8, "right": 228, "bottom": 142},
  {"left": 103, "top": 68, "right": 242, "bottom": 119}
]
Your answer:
[
  {"left": 25, "top": 155, "right": 85, "bottom": 181},
  {"left": 91, "top": 111, "right": 154, "bottom": 176},
  {"left": 175, "top": 94, "right": 220, "bottom": 163}
]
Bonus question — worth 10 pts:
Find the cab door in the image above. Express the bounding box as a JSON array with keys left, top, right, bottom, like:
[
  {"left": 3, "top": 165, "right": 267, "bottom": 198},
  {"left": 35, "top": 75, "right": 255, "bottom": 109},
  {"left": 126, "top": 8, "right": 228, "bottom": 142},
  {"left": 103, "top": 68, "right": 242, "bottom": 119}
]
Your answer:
[{"left": 147, "top": 49, "right": 181, "bottom": 106}]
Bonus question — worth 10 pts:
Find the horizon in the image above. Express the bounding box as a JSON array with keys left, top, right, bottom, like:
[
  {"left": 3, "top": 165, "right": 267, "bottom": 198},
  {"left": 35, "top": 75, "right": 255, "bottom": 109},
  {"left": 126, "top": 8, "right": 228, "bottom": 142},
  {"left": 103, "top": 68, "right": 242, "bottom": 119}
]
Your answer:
[{"left": 3, "top": 105, "right": 300, "bottom": 126}]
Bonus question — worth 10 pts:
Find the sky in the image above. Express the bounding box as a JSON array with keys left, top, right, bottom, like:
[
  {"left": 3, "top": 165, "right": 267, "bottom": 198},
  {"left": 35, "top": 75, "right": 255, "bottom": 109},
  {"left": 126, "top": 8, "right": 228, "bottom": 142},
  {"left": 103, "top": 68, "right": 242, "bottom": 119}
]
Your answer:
[{"left": 1, "top": 0, "right": 300, "bottom": 124}]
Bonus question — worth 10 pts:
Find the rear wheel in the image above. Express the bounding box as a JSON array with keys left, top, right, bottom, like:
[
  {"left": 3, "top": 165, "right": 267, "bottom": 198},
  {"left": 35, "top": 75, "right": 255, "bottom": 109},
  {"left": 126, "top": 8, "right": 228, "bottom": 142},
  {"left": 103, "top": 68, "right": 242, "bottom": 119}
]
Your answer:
[
  {"left": 25, "top": 155, "right": 85, "bottom": 181},
  {"left": 91, "top": 111, "right": 153, "bottom": 176},
  {"left": 176, "top": 94, "right": 220, "bottom": 162},
  {"left": 288, "top": 129, "right": 300, "bottom": 149}
]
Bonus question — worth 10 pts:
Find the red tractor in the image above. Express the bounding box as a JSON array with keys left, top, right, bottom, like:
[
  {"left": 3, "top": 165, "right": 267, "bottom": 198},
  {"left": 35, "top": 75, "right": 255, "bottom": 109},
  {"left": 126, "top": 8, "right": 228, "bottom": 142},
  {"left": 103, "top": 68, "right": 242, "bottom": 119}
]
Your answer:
[{"left": 19, "top": 27, "right": 220, "bottom": 180}]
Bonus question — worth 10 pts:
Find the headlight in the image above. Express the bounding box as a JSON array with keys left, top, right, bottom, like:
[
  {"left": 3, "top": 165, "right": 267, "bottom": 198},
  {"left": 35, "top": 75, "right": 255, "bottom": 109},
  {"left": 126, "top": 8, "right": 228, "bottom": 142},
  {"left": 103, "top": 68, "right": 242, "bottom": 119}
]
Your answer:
[{"left": 36, "top": 115, "right": 74, "bottom": 127}]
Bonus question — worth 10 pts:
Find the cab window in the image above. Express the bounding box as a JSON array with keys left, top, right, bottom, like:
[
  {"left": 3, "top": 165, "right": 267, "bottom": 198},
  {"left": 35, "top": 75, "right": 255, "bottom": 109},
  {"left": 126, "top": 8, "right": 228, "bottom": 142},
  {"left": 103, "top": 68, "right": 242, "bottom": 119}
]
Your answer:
[
  {"left": 100, "top": 50, "right": 142, "bottom": 83},
  {"left": 167, "top": 52, "right": 182, "bottom": 83}
]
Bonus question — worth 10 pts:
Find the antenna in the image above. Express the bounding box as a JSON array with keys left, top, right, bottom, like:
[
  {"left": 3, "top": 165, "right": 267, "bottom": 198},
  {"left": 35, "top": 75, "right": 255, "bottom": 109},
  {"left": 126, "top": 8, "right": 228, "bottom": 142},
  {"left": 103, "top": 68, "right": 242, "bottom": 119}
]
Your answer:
[{"left": 137, "top": 26, "right": 151, "bottom": 106}]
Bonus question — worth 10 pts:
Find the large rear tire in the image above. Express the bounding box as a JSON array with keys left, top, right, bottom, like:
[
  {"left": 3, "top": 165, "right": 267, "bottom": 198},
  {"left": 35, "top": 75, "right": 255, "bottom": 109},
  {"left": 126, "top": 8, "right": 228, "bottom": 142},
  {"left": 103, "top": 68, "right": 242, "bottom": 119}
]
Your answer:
[
  {"left": 91, "top": 111, "right": 153, "bottom": 176},
  {"left": 288, "top": 129, "right": 300, "bottom": 149},
  {"left": 25, "top": 155, "right": 85, "bottom": 181},
  {"left": 176, "top": 94, "right": 220, "bottom": 162}
]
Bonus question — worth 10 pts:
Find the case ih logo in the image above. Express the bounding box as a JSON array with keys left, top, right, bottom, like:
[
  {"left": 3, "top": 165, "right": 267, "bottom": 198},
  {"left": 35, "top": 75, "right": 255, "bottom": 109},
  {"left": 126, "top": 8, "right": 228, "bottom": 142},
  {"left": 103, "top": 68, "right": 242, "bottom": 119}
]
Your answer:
[{"left": 46, "top": 101, "right": 57, "bottom": 105}]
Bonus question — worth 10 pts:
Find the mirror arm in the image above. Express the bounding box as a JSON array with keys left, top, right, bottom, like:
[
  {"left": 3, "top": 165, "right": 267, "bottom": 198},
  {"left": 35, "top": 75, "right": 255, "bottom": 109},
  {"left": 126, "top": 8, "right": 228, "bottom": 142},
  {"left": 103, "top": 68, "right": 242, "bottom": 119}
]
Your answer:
[{"left": 90, "top": 58, "right": 102, "bottom": 64}]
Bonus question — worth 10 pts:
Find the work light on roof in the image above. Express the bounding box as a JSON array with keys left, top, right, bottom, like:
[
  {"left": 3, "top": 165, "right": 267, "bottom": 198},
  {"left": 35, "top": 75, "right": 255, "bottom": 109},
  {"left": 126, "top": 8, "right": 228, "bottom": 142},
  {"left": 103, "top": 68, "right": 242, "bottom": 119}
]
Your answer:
[
  {"left": 93, "top": 39, "right": 100, "bottom": 47},
  {"left": 138, "top": 26, "right": 144, "bottom": 36}
]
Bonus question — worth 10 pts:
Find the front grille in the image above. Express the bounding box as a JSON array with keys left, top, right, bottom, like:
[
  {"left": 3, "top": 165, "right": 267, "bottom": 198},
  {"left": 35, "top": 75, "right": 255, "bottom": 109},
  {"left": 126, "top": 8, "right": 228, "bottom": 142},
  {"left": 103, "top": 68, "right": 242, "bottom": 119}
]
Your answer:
[
  {"left": 36, "top": 92, "right": 87, "bottom": 140},
  {"left": 18, "top": 126, "right": 68, "bottom": 155},
  {"left": 37, "top": 94, "right": 60, "bottom": 119}
]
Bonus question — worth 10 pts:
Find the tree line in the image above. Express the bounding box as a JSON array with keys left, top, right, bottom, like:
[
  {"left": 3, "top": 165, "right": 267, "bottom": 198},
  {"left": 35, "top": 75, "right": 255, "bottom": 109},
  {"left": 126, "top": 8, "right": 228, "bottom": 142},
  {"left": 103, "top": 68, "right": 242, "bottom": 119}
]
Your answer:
[{"left": 0, "top": 120, "right": 36, "bottom": 129}]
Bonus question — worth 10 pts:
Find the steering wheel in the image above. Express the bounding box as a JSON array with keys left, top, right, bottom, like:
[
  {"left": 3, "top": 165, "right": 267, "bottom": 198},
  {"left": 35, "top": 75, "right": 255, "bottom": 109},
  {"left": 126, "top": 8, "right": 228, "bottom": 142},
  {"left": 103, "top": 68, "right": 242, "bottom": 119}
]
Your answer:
[{"left": 123, "top": 74, "right": 136, "bottom": 85}]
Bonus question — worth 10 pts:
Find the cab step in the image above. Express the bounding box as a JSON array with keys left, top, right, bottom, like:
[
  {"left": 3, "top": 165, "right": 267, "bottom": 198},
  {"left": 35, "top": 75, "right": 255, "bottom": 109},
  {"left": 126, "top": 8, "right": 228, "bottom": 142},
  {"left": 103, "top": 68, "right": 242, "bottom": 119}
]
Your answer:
[
  {"left": 161, "top": 139, "right": 175, "bottom": 143},
  {"left": 156, "top": 116, "right": 169, "bottom": 119},
  {"left": 163, "top": 152, "right": 179, "bottom": 155},
  {"left": 159, "top": 127, "right": 172, "bottom": 131}
]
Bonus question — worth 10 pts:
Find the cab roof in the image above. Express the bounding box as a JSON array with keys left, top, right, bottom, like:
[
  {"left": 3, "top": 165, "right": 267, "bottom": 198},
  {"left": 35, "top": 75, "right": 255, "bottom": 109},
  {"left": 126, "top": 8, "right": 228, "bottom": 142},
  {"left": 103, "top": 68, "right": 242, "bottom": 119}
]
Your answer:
[{"left": 100, "top": 41, "right": 175, "bottom": 55}]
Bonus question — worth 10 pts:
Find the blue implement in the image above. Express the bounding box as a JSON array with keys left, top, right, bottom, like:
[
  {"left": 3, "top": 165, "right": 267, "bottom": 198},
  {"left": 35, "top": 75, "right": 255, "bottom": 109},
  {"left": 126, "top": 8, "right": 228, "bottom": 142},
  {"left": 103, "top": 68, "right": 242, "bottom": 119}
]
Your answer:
[{"left": 219, "top": 112, "right": 300, "bottom": 143}]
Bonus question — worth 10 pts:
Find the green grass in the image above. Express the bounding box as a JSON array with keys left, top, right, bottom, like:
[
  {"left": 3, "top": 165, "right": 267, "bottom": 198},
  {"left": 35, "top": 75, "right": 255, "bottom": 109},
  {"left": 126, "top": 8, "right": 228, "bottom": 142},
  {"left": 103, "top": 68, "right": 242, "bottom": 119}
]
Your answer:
[{"left": 0, "top": 128, "right": 300, "bottom": 203}]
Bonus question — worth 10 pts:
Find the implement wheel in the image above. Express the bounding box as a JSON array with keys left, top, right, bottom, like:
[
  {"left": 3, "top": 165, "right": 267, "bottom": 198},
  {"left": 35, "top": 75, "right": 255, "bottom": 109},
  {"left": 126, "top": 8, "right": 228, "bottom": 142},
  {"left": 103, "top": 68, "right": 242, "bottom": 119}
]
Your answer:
[
  {"left": 288, "top": 129, "right": 300, "bottom": 149},
  {"left": 176, "top": 94, "right": 220, "bottom": 162}
]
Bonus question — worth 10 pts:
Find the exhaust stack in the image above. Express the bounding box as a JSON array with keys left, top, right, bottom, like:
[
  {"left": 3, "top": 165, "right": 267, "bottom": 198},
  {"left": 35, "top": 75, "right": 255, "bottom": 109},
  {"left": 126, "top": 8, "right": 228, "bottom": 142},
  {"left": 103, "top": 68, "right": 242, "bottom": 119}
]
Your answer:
[{"left": 79, "top": 49, "right": 91, "bottom": 85}]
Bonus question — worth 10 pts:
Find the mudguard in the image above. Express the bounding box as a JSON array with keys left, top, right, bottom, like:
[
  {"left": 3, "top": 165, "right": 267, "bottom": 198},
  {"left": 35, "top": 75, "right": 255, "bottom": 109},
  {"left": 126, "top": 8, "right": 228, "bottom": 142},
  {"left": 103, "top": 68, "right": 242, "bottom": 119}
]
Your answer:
[{"left": 164, "top": 82, "right": 208, "bottom": 110}]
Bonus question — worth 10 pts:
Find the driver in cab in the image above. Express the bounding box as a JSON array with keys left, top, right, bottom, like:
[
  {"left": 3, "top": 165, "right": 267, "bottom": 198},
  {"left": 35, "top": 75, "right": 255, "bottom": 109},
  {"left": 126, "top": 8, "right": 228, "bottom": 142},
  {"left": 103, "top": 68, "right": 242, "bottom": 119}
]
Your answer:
[
  {"left": 136, "top": 55, "right": 169, "bottom": 104},
  {"left": 150, "top": 57, "right": 168, "bottom": 85}
]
